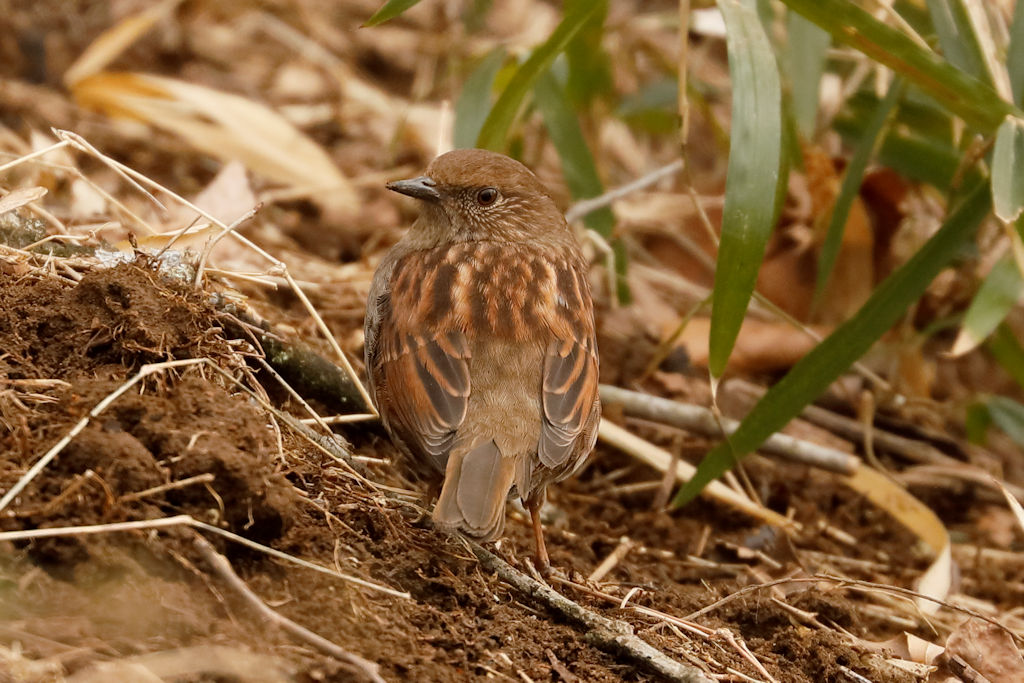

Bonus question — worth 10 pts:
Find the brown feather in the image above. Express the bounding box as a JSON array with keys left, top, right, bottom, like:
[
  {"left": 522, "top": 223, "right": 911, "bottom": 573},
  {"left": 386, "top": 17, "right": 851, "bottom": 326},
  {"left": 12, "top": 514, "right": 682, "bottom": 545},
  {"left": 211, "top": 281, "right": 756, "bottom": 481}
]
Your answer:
[{"left": 364, "top": 149, "right": 601, "bottom": 562}]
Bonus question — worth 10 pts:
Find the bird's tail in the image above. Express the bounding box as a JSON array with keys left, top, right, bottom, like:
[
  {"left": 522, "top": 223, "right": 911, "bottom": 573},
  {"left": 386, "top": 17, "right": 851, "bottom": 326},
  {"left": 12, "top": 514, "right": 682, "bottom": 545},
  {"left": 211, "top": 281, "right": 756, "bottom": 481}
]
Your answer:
[{"left": 433, "top": 440, "right": 517, "bottom": 541}]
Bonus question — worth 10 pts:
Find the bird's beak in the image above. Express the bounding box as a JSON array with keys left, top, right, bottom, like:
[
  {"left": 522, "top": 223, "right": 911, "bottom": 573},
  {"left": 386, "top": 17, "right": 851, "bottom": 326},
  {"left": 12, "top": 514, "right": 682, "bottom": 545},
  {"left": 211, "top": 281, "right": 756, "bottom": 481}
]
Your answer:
[{"left": 386, "top": 175, "right": 441, "bottom": 201}]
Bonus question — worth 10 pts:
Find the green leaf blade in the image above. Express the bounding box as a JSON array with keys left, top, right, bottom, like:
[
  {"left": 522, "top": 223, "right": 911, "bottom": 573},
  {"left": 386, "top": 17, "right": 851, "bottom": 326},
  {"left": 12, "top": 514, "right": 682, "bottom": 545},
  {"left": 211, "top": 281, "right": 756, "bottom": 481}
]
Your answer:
[
  {"left": 363, "top": 0, "right": 422, "bottom": 27},
  {"left": 454, "top": 49, "right": 507, "bottom": 150},
  {"left": 475, "top": 2, "right": 601, "bottom": 151},
  {"left": 674, "top": 181, "right": 992, "bottom": 507},
  {"left": 992, "top": 116, "right": 1024, "bottom": 222},
  {"left": 785, "top": 10, "right": 831, "bottom": 138},
  {"left": 987, "top": 396, "right": 1024, "bottom": 447},
  {"left": 1009, "top": 0, "right": 1024, "bottom": 106},
  {"left": 534, "top": 71, "right": 612, "bottom": 236},
  {"left": 708, "top": 0, "right": 784, "bottom": 378},
  {"left": 988, "top": 322, "right": 1024, "bottom": 390},
  {"left": 781, "top": 0, "right": 1019, "bottom": 133},
  {"left": 925, "top": 0, "right": 993, "bottom": 85},
  {"left": 951, "top": 256, "right": 1024, "bottom": 356}
]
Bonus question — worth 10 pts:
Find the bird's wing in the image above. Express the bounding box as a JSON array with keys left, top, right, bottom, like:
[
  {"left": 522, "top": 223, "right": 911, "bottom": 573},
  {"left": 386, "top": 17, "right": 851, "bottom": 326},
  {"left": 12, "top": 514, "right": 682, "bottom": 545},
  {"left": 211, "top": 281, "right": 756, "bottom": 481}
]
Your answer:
[
  {"left": 368, "top": 254, "right": 470, "bottom": 472},
  {"left": 378, "top": 330, "right": 470, "bottom": 470},
  {"left": 538, "top": 266, "right": 600, "bottom": 469}
]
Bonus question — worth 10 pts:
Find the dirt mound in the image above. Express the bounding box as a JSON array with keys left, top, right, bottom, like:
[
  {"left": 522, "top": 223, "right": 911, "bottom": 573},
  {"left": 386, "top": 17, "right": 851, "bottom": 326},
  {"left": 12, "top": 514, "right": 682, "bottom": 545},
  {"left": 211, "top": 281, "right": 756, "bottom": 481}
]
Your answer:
[{"left": 0, "top": 263, "right": 954, "bottom": 681}]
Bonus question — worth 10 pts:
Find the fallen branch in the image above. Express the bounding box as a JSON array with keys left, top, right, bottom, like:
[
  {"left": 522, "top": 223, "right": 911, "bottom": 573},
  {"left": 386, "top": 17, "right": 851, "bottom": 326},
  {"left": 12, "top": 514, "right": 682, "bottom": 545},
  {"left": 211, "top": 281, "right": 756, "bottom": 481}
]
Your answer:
[
  {"left": 192, "top": 534, "right": 385, "bottom": 683},
  {"left": 468, "top": 542, "right": 712, "bottom": 683},
  {"left": 600, "top": 384, "right": 860, "bottom": 475},
  {"left": 216, "top": 299, "right": 369, "bottom": 414}
]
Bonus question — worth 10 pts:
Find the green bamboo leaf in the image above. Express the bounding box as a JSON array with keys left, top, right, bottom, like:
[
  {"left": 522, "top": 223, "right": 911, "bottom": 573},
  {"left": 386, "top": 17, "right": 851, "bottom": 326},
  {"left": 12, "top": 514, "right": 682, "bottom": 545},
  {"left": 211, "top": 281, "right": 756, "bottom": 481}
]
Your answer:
[
  {"left": 987, "top": 322, "right": 1024, "bottom": 390},
  {"left": 475, "top": 1, "right": 601, "bottom": 151},
  {"left": 836, "top": 89, "right": 969, "bottom": 188},
  {"left": 616, "top": 78, "right": 680, "bottom": 134},
  {"left": 363, "top": 0, "right": 422, "bottom": 27},
  {"left": 534, "top": 71, "right": 612, "bottom": 236},
  {"left": 673, "top": 180, "right": 992, "bottom": 506},
  {"left": 1010, "top": 0, "right": 1024, "bottom": 106},
  {"left": 950, "top": 256, "right": 1024, "bottom": 356},
  {"left": 965, "top": 401, "right": 992, "bottom": 444},
  {"left": 814, "top": 78, "right": 905, "bottom": 311},
  {"left": 534, "top": 69, "right": 628, "bottom": 302},
  {"left": 708, "top": 0, "right": 783, "bottom": 379},
  {"left": 992, "top": 116, "right": 1024, "bottom": 222},
  {"left": 925, "top": 0, "right": 993, "bottom": 84},
  {"left": 987, "top": 396, "right": 1024, "bottom": 447},
  {"left": 564, "top": 0, "right": 612, "bottom": 106},
  {"left": 781, "top": 0, "right": 1019, "bottom": 133},
  {"left": 454, "top": 49, "right": 507, "bottom": 150},
  {"left": 785, "top": 10, "right": 831, "bottom": 137}
]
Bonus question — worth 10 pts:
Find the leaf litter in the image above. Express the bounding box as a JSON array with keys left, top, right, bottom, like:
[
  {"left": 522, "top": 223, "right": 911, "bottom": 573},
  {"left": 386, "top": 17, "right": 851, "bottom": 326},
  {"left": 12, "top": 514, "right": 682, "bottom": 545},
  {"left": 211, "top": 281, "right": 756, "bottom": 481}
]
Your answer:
[{"left": 1, "top": 1, "right": 1022, "bottom": 681}]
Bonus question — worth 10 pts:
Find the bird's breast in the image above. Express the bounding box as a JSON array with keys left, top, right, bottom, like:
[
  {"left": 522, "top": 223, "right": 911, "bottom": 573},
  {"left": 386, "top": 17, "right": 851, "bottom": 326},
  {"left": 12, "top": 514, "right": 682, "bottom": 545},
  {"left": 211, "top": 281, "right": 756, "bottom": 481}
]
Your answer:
[{"left": 388, "top": 241, "right": 591, "bottom": 343}]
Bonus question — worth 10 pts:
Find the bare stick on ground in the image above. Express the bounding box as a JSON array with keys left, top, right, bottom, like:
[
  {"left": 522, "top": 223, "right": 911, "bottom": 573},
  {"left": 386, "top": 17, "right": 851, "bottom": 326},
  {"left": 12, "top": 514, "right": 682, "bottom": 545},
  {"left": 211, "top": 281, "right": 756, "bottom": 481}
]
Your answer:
[
  {"left": 469, "top": 541, "right": 713, "bottom": 683},
  {"left": 600, "top": 384, "right": 859, "bottom": 475},
  {"left": 192, "top": 534, "right": 386, "bottom": 683}
]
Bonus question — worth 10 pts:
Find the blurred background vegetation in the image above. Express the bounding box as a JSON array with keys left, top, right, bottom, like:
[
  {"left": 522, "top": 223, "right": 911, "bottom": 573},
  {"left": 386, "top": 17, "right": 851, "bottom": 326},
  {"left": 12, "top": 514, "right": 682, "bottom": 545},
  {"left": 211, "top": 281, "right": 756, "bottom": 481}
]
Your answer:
[{"left": 364, "top": 0, "right": 1024, "bottom": 499}]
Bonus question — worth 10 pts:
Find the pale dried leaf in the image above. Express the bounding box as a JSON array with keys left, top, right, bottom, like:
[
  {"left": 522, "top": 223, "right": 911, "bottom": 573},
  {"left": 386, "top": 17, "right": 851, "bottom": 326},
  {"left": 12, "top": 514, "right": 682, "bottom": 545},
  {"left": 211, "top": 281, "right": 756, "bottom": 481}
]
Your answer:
[
  {"left": 71, "top": 72, "right": 356, "bottom": 212},
  {"left": 64, "top": 0, "right": 184, "bottom": 87},
  {"left": 861, "top": 631, "right": 945, "bottom": 664},
  {"left": 192, "top": 161, "right": 257, "bottom": 226},
  {"left": 844, "top": 467, "right": 952, "bottom": 614},
  {"left": 992, "top": 477, "right": 1024, "bottom": 535},
  {"left": 945, "top": 618, "right": 1024, "bottom": 681},
  {"left": 0, "top": 186, "right": 47, "bottom": 215}
]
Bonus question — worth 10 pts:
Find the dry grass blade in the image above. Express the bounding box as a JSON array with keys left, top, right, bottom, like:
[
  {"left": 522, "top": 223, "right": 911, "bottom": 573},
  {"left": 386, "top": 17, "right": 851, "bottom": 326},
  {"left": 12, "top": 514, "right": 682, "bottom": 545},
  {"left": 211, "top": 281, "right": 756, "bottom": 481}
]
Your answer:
[
  {"left": 192, "top": 534, "right": 386, "bottom": 682},
  {"left": 844, "top": 467, "right": 952, "bottom": 614},
  {"left": 70, "top": 73, "right": 356, "bottom": 210},
  {"left": 63, "top": 0, "right": 184, "bottom": 87},
  {"left": 0, "top": 358, "right": 206, "bottom": 514},
  {"left": 598, "top": 418, "right": 799, "bottom": 530},
  {"left": 0, "top": 140, "right": 71, "bottom": 175},
  {"left": 0, "top": 515, "right": 411, "bottom": 600}
]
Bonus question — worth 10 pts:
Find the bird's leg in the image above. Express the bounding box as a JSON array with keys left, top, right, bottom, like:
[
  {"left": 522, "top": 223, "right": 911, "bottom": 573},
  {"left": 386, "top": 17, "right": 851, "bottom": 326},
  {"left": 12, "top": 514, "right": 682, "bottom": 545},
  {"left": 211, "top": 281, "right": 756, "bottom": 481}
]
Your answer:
[{"left": 525, "top": 495, "right": 550, "bottom": 575}]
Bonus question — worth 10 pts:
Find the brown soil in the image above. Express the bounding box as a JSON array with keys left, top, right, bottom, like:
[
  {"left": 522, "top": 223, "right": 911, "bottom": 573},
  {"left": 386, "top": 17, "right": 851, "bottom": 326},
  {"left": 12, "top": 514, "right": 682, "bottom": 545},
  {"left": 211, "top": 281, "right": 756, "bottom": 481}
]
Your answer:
[
  {"left": 1, "top": 2, "right": 1022, "bottom": 680},
  {"left": 4, "top": 263, "right": 1017, "bottom": 682}
]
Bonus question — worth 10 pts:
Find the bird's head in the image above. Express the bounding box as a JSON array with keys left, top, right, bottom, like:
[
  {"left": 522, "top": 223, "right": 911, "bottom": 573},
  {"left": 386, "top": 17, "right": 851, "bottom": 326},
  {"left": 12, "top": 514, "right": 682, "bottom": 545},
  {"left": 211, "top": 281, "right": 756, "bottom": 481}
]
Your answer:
[{"left": 386, "top": 149, "right": 570, "bottom": 247}]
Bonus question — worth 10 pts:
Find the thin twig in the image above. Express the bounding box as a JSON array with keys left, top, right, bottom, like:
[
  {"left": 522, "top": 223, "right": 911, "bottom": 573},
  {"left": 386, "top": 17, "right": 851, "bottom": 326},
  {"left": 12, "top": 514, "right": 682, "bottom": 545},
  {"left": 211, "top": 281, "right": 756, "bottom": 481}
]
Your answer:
[
  {"left": 0, "top": 515, "right": 410, "bottom": 599},
  {"left": 194, "top": 203, "right": 262, "bottom": 286},
  {"left": 469, "top": 542, "right": 712, "bottom": 683},
  {"left": 600, "top": 385, "right": 860, "bottom": 475},
  {"left": 0, "top": 358, "right": 206, "bottom": 514},
  {"left": 683, "top": 573, "right": 1022, "bottom": 645},
  {"left": 0, "top": 139, "right": 70, "bottom": 175},
  {"left": 118, "top": 473, "right": 216, "bottom": 503},
  {"left": 588, "top": 536, "right": 635, "bottom": 583},
  {"left": 565, "top": 159, "right": 685, "bottom": 224},
  {"left": 192, "top": 534, "right": 385, "bottom": 683}
]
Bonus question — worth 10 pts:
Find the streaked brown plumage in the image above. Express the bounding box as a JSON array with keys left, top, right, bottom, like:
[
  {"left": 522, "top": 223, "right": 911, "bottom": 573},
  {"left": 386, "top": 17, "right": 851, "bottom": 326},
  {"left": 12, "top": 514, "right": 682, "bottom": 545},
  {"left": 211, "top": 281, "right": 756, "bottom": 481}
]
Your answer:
[{"left": 364, "top": 149, "right": 600, "bottom": 569}]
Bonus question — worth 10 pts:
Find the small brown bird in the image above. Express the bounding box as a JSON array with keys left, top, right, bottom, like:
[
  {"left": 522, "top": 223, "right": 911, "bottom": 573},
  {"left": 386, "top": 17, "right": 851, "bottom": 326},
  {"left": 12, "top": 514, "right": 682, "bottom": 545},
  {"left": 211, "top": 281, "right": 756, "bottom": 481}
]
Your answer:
[{"left": 364, "top": 149, "right": 600, "bottom": 569}]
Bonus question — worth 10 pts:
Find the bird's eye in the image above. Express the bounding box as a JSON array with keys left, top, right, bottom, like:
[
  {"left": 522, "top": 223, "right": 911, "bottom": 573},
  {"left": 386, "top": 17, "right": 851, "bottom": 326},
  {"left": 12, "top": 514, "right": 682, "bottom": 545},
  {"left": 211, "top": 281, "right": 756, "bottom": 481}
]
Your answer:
[{"left": 476, "top": 187, "right": 499, "bottom": 206}]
